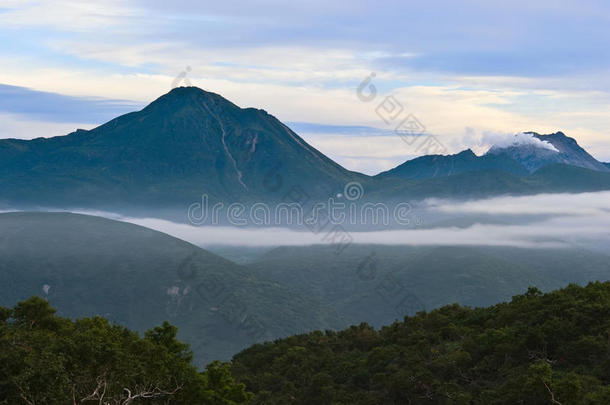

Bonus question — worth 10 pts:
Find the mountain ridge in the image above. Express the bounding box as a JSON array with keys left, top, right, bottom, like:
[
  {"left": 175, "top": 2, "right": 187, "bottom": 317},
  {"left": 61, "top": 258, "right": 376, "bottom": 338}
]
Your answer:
[
  {"left": 1, "top": 87, "right": 609, "bottom": 213},
  {"left": 376, "top": 148, "right": 529, "bottom": 180},
  {"left": 379, "top": 131, "right": 609, "bottom": 181}
]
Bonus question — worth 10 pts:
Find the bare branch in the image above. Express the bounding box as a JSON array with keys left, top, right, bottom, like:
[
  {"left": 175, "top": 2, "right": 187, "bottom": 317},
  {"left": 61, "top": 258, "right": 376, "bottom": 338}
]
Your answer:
[
  {"left": 121, "top": 385, "right": 182, "bottom": 405},
  {"left": 543, "top": 381, "right": 564, "bottom": 405}
]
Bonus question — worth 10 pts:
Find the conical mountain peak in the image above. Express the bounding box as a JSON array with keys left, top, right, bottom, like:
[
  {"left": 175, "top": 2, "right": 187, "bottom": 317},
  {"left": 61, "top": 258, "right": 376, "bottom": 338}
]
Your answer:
[
  {"left": 142, "top": 86, "right": 242, "bottom": 116},
  {"left": 0, "top": 87, "right": 358, "bottom": 206}
]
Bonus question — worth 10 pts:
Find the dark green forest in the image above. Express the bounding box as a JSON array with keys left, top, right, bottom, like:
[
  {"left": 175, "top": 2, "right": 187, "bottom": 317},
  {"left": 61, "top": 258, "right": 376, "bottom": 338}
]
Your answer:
[
  {"left": 3, "top": 282, "right": 610, "bottom": 404},
  {"left": 0, "top": 297, "right": 251, "bottom": 405},
  {"left": 231, "top": 282, "right": 610, "bottom": 404}
]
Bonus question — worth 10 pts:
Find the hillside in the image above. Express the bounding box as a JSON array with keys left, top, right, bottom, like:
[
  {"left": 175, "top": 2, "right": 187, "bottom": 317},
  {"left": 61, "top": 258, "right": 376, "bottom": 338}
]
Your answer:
[
  {"left": 0, "top": 212, "right": 343, "bottom": 365},
  {"left": 2, "top": 212, "right": 609, "bottom": 368},
  {"left": 231, "top": 282, "right": 610, "bottom": 404},
  {"left": 244, "top": 244, "right": 610, "bottom": 328}
]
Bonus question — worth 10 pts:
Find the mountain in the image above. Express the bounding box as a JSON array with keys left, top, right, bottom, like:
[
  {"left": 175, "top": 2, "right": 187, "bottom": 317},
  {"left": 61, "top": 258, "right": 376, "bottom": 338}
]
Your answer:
[
  {"left": 231, "top": 282, "right": 610, "bottom": 404},
  {"left": 0, "top": 87, "right": 361, "bottom": 209},
  {"left": 243, "top": 244, "right": 610, "bottom": 328},
  {"left": 376, "top": 148, "right": 528, "bottom": 180},
  {"left": 4, "top": 212, "right": 608, "bottom": 367},
  {"left": 368, "top": 163, "right": 610, "bottom": 202},
  {"left": 487, "top": 131, "right": 609, "bottom": 172},
  {"left": 1, "top": 88, "right": 609, "bottom": 212},
  {"left": 0, "top": 212, "right": 343, "bottom": 366},
  {"left": 374, "top": 131, "right": 610, "bottom": 199},
  {"left": 378, "top": 132, "right": 609, "bottom": 182}
]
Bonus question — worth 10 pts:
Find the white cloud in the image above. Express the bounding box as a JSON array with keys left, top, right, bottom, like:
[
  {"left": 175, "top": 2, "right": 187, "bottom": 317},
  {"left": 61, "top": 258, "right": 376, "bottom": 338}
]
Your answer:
[
  {"left": 110, "top": 212, "right": 610, "bottom": 250},
  {"left": 423, "top": 191, "right": 610, "bottom": 216},
  {"left": 482, "top": 131, "right": 559, "bottom": 152},
  {"left": 36, "top": 192, "right": 603, "bottom": 252},
  {"left": 3, "top": 192, "right": 608, "bottom": 252},
  {"left": 0, "top": 0, "right": 136, "bottom": 31}
]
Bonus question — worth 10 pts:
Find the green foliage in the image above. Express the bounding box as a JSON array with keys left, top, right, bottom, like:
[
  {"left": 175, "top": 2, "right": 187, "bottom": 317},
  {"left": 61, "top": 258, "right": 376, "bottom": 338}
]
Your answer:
[
  {"left": 0, "top": 297, "right": 252, "bottom": 405},
  {"left": 231, "top": 282, "right": 610, "bottom": 404},
  {"left": 198, "top": 362, "right": 253, "bottom": 404},
  {"left": 12, "top": 296, "right": 59, "bottom": 330}
]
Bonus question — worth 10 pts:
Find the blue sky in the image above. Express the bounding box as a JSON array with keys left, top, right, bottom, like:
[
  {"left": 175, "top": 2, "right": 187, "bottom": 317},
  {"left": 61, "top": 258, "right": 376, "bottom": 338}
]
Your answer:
[{"left": 1, "top": 0, "right": 609, "bottom": 174}]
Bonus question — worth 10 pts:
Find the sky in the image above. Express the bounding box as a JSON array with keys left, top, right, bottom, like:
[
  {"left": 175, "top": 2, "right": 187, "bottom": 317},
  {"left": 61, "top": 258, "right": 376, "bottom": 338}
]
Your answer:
[{"left": 1, "top": 0, "right": 610, "bottom": 174}]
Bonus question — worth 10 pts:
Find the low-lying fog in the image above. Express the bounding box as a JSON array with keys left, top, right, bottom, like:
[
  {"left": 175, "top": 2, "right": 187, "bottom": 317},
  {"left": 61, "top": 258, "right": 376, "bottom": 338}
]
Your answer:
[{"left": 73, "top": 191, "right": 610, "bottom": 254}]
